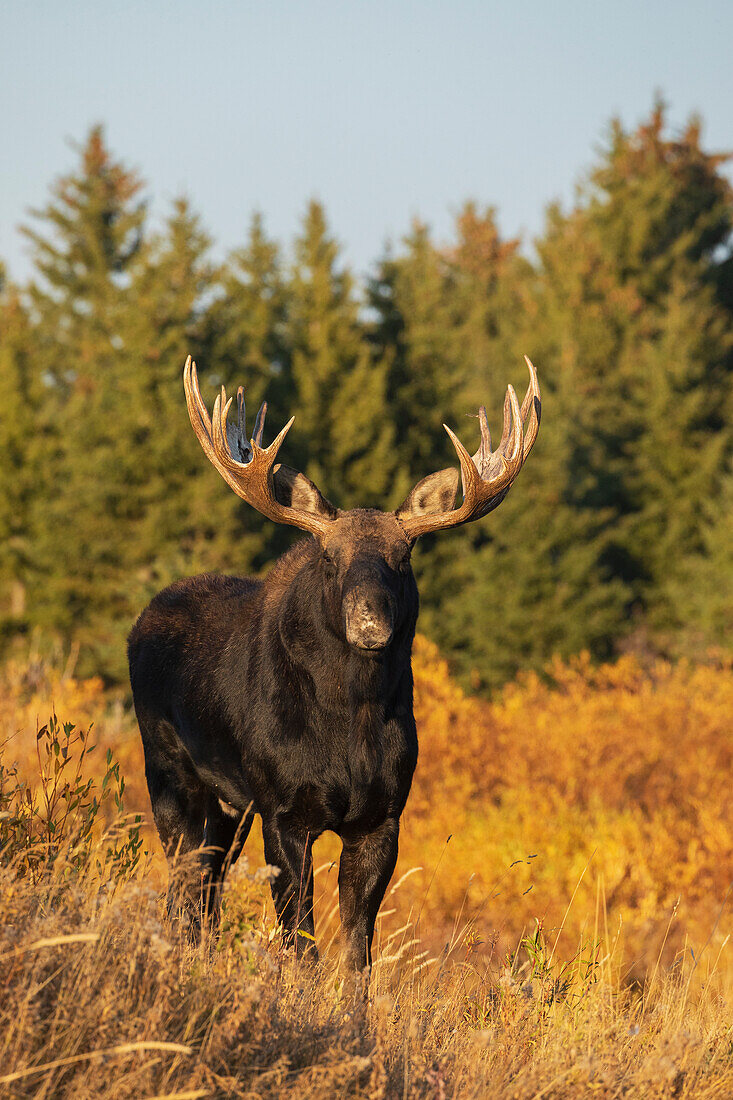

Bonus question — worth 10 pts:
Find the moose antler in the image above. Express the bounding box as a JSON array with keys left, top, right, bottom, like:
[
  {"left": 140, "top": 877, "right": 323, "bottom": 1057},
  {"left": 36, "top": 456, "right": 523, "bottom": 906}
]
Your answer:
[
  {"left": 183, "top": 356, "right": 336, "bottom": 536},
  {"left": 397, "top": 357, "right": 541, "bottom": 540}
]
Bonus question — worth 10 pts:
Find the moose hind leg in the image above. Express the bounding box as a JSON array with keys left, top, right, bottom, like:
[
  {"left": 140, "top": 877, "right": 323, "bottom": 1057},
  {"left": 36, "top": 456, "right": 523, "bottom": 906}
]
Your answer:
[
  {"left": 200, "top": 795, "right": 255, "bottom": 932},
  {"left": 338, "top": 817, "right": 399, "bottom": 974},
  {"left": 261, "top": 818, "right": 318, "bottom": 959},
  {"left": 150, "top": 775, "right": 253, "bottom": 941}
]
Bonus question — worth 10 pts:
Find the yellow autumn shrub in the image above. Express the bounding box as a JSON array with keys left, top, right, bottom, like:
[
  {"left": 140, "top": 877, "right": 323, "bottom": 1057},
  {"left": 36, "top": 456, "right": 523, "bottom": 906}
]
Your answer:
[{"left": 405, "top": 638, "right": 733, "bottom": 975}]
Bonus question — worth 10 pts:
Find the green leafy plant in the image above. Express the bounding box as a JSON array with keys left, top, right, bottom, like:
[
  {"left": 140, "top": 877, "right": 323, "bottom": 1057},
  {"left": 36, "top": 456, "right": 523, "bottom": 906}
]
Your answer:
[{"left": 0, "top": 712, "right": 143, "bottom": 882}]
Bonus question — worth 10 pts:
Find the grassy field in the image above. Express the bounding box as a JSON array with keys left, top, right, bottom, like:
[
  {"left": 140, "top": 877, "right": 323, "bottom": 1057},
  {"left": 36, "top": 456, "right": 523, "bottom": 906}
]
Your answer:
[{"left": 0, "top": 639, "right": 731, "bottom": 1097}]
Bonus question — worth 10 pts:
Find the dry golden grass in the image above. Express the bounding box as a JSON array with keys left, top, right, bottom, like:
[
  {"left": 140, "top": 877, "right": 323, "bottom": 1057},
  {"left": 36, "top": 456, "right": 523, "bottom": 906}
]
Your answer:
[
  {"left": 0, "top": 835, "right": 731, "bottom": 1098},
  {"left": 1, "top": 637, "right": 731, "bottom": 1097}
]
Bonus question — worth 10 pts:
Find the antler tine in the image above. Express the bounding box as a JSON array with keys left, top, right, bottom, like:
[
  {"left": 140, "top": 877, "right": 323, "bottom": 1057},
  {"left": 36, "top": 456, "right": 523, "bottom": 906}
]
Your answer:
[
  {"left": 237, "top": 385, "right": 246, "bottom": 434},
  {"left": 472, "top": 357, "right": 538, "bottom": 475},
  {"left": 498, "top": 387, "right": 514, "bottom": 453},
  {"left": 472, "top": 406, "right": 492, "bottom": 476},
  {"left": 398, "top": 358, "right": 539, "bottom": 540},
  {"left": 230, "top": 385, "right": 252, "bottom": 463},
  {"left": 184, "top": 356, "right": 207, "bottom": 434},
  {"left": 183, "top": 356, "right": 219, "bottom": 464},
  {"left": 252, "top": 402, "right": 267, "bottom": 448},
  {"left": 520, "top": 356, "right": 541, "bottom": 459},
  {"left": 489, "top": 383, "right": 524, "bottom": 484},
  {"left": 493, "top": 358, "right": 540, "bottom": 462},
  {"left": 212, "top": 390, "right": 232, "bottom": 460}
]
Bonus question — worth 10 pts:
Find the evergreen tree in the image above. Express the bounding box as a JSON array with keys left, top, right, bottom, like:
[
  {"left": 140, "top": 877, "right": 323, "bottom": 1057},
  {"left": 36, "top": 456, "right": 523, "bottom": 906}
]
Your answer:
[
  {"left": 536, "top": 103, "right": 733, "bottom": 644},
  {"left": 288, "top": 201, "right": 395, "bottom": 508},
  {"left": 584, "top": 105, "right": 733, "bottom": 633},
  {"left": 626, "top": 276, "right": 730, "bottom": 633},
  {"left": 0, "top": 279, "right": 43, "bottom": 641},
  {"left": 369, "top": 221, "right": 465, "bottom": 493},
  {"left": 670, "top": 461, "right": 733, "bottom": 656},
  {"left": 418, "top": 339, "right": 632, "bottom": 690},
  {"left": 448, "top": 202, "right": 527, "bottom": 409},
  {"left": 417, "top": 202, "right": 632, "bottom": 688},
  {"left": 118, "top": 198, "right": 246, "bottom": 597},
  {"left": 21, "top": 126, "right": 147, "bottom": 676},
  {"left": 208, "top": 212, "right": 289, "bottom": 409},
  {"left": 591, "top": 104, "right": 733, "bottom": 312},
  {"left": 205, "top": 213, "right": 292, "bottom": 562},
  {"left": 3, "top": 106, "right": 728, "bottom": 688},
  {"left": 22, "top": 125, "right": 145, "bottom": 396}
]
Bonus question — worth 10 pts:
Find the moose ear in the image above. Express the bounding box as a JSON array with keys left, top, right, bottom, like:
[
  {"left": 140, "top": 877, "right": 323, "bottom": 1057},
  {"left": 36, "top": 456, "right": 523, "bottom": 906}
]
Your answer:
[
  {"left": 396, "top": 468, "right": 460, "bottom": 522},
  {"left": 273, "top": 464, "right": 338, "bottom": 519}
]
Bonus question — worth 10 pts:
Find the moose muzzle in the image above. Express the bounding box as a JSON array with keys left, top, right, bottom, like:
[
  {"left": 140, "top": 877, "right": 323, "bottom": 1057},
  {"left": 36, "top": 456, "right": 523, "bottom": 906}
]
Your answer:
[{"left": 343, "top": 585, "right": 394, "bottom": 651}]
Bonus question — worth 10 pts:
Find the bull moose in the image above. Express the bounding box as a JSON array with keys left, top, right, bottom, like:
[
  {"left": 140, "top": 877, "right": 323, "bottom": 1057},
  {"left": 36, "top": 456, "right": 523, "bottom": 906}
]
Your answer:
[{"left": 128, "top": 355, "right": 540, "bottom": 973}]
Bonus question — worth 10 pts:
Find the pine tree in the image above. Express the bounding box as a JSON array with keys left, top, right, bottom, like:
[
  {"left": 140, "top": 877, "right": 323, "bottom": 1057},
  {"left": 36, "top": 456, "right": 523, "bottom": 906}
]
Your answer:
[
  {"left": 21, "top": 126, "right": 147, "bottom": 676},
  {"left": 22, "top": 125, "right": 145, "bottom": 395},
  {"left": 591, "top": 104, "right": 733, "bottom": 310},
  {"left": 118, "top": 198, "right": 246, "bottom": 598},
  {"left": 208, "top": 212, "right": 289, "bottom": 409},
  {"left": 205, "top": 213, "right": 293, "bottom": 562},
  {"left": 626, "top": 276, "right": 730, "bottom": 633},
  {"left": 449, "top": 202, "right": 527, "bottom": 409},
  {"left": 7, "top": 108, "right": 729, "bottom": 687},
  {"left": 670, "top": 462, "right": 733, "bottom": 656},
  {"left": 0, "top": 280, "right": 43, "bottom": 642},
  {"left": 415, "top": 202, "right": 633, "bottom": 688},
  {"left": 576, "top": 103, "right": 733, "bottom": 638},
  {"left": 288, "top": 201, "right": 396, "bottom": 509},
  {"left": 369, "top": 221, "right": 465, "bottom": 491}
]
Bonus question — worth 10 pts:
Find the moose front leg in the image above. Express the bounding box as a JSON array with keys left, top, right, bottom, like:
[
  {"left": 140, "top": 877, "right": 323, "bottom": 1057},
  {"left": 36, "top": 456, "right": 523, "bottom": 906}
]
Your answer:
[
  {"left": 261, "top": 818, "right": 318, "bottom": 959},
  {"left": 338, "top": 817, "right": 400, "bottom": 974}
]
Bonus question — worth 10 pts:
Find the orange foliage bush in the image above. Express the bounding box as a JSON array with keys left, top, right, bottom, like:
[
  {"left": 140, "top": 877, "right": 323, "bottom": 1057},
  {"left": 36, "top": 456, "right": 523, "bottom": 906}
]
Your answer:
[
  {"left": 406, "top": 637, "right": 733, "bottom": 975},
  {"left": 2, "top": 637, "right": 731, "bottom": 979},
  {"left": 0, "top": 648, "right": 150, "bottom": 826}
]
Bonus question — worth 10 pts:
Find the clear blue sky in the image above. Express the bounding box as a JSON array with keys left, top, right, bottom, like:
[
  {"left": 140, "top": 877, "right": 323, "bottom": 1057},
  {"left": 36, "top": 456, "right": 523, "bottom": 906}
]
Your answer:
[{"left": 2, "top": 0, "right": 732, "bottom": 282}]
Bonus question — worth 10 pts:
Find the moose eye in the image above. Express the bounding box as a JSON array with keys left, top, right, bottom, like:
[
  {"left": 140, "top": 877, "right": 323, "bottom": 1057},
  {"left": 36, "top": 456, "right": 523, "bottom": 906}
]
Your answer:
[{"left": 322, "top": 551, "right": 334, "bottom": 567}]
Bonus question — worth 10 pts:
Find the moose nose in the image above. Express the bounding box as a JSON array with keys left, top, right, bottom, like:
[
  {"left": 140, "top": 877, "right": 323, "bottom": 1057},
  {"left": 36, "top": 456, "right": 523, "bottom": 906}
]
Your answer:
[{"left": 343, "top": 587, "right": 394, "bottom": 651}]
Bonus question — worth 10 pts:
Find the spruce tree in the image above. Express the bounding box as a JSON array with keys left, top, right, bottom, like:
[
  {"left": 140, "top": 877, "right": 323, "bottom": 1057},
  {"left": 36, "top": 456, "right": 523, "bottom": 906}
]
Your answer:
[
  {"left": 208, "top": 212, "right": 289, "bottom": 406},
  {"left": 369, "top": 221, "right": 465, "bottom": 492},
  {"left": 7, "top": 107, "right": 728, "bottom": 687},
  {"left": 670, "top": 462, "right": 733, "bottom": 655},
  {"left": 119, "top": 198, "right": 246, "bottom": 597},
  {"left": 205, "top": 213, "right": 292, "bottom": 563},
  {"left": 0, "top": 280, "right": 42, "bottom": 642},
  {"left": 418, "top": 204, "right": 632, "bottom": 688},
  {"left": 589, "top": 106, "right": 732, "bottom": 635},
  {"left": 563, "top": 103, "right": 733, "bottom": 641},
  {"left": 418, "top": 336, "right": 632, "bottom": 690},
  {"left": 288, "top": 201, "right": 395, "bottom": 509},
  {"left": 21, "top": 126, "right": 147, "bottom": 676},
  {"left": 449, "top": 202, "right": 527, "bottom": 409},
  {"left": 367, "top": 209, "right": 618, "bottom": 689},
  {"left": 22, "top": 125, "right": 145, "bottom": 395}
]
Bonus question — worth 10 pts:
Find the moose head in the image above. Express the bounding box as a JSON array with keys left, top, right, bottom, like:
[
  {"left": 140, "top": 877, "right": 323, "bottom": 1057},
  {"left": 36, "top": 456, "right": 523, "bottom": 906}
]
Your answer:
[{"left": 183, "top": 354, "right": 541, "bottom": 656}]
